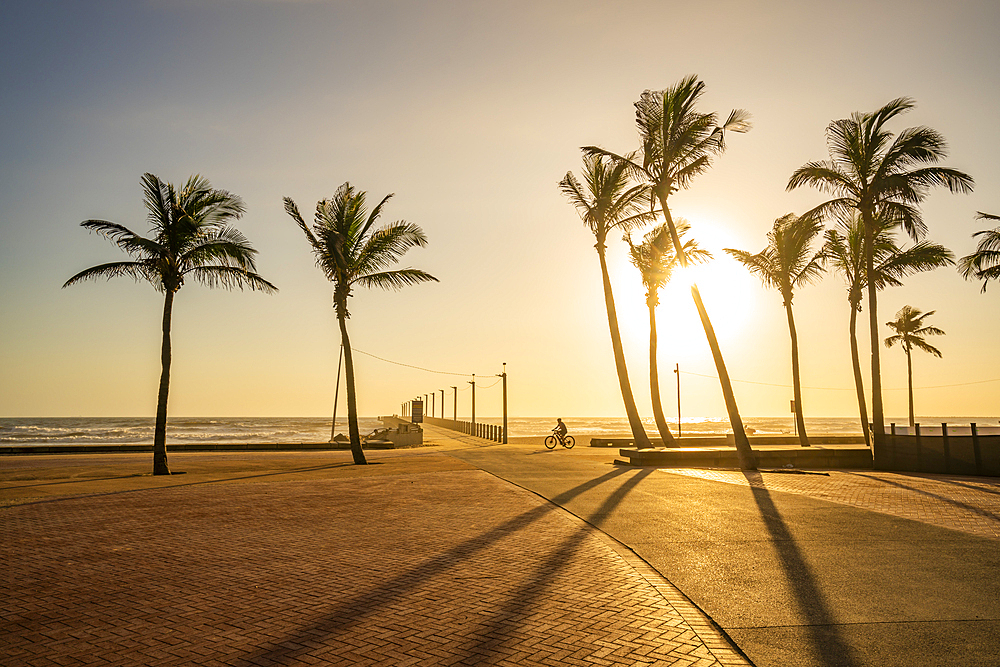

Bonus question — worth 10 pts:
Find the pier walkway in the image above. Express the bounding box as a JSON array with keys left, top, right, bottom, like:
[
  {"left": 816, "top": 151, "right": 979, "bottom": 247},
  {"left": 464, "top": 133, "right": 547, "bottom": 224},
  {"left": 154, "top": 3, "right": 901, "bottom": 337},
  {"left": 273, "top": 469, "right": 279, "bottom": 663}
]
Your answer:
[{"left": 3, "top": 424, "right": 1000, "bottom": 666}]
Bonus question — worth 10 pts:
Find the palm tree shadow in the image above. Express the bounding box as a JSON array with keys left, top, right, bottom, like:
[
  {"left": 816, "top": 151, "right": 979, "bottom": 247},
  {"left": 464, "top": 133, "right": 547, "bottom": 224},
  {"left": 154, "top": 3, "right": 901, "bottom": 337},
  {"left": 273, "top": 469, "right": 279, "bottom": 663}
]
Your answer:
[
  {"left": 462, "top": 467, "right": 655, "bottom": 658},
  {"left": 234, "top": 467, "right": 649, "bottom": 666},
  {"left": 849, "top": 472, "right": 1000, "bottom": 522},
  {"left": 743, "top": 471, "right": 862, "bottom": 666}
]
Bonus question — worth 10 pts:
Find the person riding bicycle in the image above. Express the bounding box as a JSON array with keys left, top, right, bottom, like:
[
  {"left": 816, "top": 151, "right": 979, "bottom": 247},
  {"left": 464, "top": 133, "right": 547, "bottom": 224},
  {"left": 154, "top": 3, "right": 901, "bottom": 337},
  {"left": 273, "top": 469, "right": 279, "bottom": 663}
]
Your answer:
[{"left": 553, "top": 418, "right": 568, "bottom": 442}]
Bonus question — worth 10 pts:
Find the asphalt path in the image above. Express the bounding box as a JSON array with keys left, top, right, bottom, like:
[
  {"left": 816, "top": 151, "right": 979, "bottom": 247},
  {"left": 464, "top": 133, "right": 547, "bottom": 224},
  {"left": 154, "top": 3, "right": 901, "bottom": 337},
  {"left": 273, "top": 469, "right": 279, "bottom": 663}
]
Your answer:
[{"left": 445, "top": 436, "right": 1000, "bottom": 667}]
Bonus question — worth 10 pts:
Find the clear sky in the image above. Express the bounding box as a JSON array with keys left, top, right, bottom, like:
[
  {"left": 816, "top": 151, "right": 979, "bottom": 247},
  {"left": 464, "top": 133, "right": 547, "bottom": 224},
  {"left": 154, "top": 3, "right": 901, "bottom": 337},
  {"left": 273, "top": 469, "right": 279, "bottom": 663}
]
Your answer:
[{"left": 2, "top": 0, "right": 998, "bottom": 422}]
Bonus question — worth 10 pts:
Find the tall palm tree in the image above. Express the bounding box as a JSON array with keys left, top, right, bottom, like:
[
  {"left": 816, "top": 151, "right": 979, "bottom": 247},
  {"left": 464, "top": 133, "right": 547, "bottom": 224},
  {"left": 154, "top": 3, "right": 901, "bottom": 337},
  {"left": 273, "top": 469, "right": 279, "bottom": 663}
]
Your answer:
[
  {"left": 584, "top": 75, "right": 757, "bottom": 469},
  {"left": 884, "top": 306, "right": 945, "bottom": 427},
  {"left": 627, "top": 220, "right": 711, "bottom": 446},
  {"left": 64, "top": 173, "right": 277, "bottom": 475},
  {"left": 788, "top": 98, "right": 973, "bottom": 448},
  {"left": 284, "top": 183, "right": 437, "bottom": 465},
  {"left": 560, "top": 153, "right": 656, "bottom": 449},
  {"left": 726, "top": 214, "right": 825, "bottom": 447},
  {"left": 823, "top": 211, "right": 953, "bottom": 446},
  {"left": 959, "top": 212, "right": 1000, "bottom": 292}
]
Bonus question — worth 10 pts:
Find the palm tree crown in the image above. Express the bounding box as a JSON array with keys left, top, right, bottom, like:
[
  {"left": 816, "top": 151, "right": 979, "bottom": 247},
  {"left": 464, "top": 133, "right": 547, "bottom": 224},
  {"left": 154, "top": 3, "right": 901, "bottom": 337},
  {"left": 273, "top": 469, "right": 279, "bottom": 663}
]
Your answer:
[
  {"left": 885, "top": 306, "right": 945, "bottom": 358},
  {"left": 558, "top": 153, "right": 652, "bottom": 248},
  {"left": 958, "top": 212, "right": 1000, "bottom": 292},
  {"left": 726, "top": 214, "right": 825, "bottom": 306},
  {"left": 65, "top": 173, "right": 276, "bottom": 295},
  {"left": 627, "top": 220, "right": 711, "bottom": 306},
  {"left": 284, "top": 184, "right": 437, "bottom": 319}
]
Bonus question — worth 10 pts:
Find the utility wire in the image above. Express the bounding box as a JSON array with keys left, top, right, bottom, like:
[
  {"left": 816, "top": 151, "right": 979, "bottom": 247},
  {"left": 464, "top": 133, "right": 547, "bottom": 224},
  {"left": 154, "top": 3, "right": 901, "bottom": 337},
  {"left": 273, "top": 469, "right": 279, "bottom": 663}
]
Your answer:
[{"left": 352, "top": 347, "right": 472, "bottom": 377}]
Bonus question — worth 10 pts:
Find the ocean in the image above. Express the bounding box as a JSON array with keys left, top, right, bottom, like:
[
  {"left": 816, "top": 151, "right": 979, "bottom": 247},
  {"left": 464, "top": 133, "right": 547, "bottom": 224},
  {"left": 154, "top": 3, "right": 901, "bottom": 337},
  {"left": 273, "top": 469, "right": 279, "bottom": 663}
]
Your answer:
[{"left": 3, "top": 415, "right": 999, "bottom": 445}]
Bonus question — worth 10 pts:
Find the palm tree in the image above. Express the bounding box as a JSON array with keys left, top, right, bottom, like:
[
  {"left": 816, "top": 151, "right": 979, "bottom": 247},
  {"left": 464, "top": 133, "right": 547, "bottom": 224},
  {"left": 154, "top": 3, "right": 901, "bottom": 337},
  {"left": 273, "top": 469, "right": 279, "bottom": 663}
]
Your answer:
[
  {"left": 584, "top": 75, "right": 757, "bottom": 469},
  {"left": 726, "top": 214, "right": 825, "bottom": 447},
  {"left": 627, "top": 220, "right": 711, "bottom": 446},
  {"left": 884, "top": 306, "right": 945, "bottom": 428},
  {"left": 64, "top": 173, "right": 277, "bottom": 475},
  {"left": 959, "top": 212, "right": 1000, "bottom": 292},
  {"left": 560, "top": 153, "right": 656, "bottom": 449},
  {"left": 823, "top": 212, "right": 953, "bottom": 446},
  {"left": 284, "top": 183, "right": 437, "bottom": 465},
  {"left": 788, "top": 98, "right": 973, "bottom": 448}
]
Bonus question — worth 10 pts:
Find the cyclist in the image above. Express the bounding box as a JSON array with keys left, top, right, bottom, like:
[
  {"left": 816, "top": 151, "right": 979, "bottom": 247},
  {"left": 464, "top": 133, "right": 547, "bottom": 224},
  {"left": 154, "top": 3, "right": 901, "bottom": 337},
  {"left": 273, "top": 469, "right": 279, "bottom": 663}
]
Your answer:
[{"left": 553, "top": 418, "right": 568, "bottom": 443}]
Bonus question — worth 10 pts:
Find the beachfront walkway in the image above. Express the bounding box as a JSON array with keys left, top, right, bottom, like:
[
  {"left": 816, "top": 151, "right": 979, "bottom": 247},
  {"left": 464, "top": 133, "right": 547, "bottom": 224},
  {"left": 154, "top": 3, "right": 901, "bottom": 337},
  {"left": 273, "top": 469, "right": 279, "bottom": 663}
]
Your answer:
[
  {"left": 1, "top": 445, "right": 747, "bottom": 666},
  {"left": 4, "top": 424, "right": 1000, "bottom": 666}
]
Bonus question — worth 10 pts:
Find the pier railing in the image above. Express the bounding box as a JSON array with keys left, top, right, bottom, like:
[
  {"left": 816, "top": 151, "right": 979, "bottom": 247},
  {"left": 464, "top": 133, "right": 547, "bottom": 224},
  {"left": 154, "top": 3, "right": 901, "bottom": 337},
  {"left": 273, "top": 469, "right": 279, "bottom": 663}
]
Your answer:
[{"left": 422, "top": 416, "right": 506, "bottom": 443}]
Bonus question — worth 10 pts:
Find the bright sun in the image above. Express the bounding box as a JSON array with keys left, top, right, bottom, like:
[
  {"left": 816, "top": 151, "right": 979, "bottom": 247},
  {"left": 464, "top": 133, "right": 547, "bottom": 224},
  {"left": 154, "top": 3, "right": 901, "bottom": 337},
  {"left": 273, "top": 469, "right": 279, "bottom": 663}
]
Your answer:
[{"left": 613, "top": 218, "right": 758, "bottom": 361}]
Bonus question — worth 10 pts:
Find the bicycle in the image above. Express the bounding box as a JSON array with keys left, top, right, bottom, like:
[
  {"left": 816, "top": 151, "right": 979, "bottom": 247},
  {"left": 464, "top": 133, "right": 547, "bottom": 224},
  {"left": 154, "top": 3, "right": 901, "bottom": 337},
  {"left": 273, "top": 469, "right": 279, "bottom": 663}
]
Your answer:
[{"left": 544, "top": 429, "right": 575, "bottom": 449}]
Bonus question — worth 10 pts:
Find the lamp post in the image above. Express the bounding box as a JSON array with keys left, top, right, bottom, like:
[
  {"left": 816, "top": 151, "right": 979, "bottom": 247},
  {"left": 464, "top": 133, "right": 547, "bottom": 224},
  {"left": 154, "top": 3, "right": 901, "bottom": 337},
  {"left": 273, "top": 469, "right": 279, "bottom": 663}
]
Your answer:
[
  {"left": 439, "top": 389, "right": 445, "bottom": 418},
  {"left": 451, "top": 386, "right": 458, "bottom": 421},
  {"left": 497, "top": 363, "right": 507, "bottom": 444},
  {"left": 674, "top": 363, "right": 681, "bottom": 439},
  {"left": 469, "top": 374, "right": 476, "bottom": 431}
]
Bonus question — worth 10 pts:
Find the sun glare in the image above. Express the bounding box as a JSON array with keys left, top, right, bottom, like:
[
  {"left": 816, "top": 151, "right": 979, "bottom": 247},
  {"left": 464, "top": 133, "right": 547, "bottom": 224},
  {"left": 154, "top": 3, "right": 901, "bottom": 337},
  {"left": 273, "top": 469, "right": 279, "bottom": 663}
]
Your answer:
[{"left": 615, "top": 218, "right": 758, "bottom": 361}]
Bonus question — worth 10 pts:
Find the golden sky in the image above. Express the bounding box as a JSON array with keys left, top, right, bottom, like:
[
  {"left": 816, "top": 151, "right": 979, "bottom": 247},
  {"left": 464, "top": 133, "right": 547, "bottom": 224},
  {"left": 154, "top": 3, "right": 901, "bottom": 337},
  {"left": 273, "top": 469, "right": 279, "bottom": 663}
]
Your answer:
[{"left": 2, "top": 0, "right": 998, "bottom": 422}]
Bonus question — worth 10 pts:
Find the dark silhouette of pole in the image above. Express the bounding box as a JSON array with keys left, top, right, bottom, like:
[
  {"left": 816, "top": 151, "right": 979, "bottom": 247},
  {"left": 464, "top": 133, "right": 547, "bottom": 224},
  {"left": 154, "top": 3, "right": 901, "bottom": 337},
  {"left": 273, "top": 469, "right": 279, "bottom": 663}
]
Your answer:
[
  {"left": 439, "top": 390, "right": 444, "bottom": 418},
  {"left": 674, "top": 363, "right": 681, "bottom": 439},
  {"left": 470, "top": 374, "right": 476, "bottom": 430},
  {"left": 498, "top": 363, "right": 507, "bottom": 444},
  {"left": 330, "top": 344, "right": 343, "bottom": 442},
  {"left": 451, "top": 386, "right": 457, "bottom": 420},
  {"left": 430, "top": 392, "right": 434, "bottom": 419}
]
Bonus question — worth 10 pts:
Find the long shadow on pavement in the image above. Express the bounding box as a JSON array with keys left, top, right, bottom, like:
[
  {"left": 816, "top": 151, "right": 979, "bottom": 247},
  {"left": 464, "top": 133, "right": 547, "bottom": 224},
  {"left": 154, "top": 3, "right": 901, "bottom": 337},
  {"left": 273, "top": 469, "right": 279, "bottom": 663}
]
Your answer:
[
  {"left": 463, "top": 468, "right": 655, "bottom": 659},
  {"left": 234, "top": 466, "right": 648, "bottom": 666},
  {"left": 744, "top": 471, "right": 863, "bottom": 667},
  {"left": 850, "top": 472, "right": 1000, "bottom": 523}
]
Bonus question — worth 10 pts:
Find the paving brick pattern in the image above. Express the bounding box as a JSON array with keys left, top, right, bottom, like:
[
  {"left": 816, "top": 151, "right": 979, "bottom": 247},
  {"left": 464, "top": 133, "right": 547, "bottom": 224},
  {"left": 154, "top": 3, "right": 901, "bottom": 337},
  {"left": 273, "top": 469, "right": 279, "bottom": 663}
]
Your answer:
[
  {"left": 3, "top": 470, "right": 749, "bottom": 666},
  {"left": 663, "top": 468, "right": 1000, "bottom": 539}
]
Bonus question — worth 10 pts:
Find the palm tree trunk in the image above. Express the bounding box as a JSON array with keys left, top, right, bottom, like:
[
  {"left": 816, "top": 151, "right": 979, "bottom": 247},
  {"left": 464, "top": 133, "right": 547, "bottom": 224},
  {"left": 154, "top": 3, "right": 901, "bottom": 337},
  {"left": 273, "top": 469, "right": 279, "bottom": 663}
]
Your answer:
[
  {"left": 690, "top": 285, "right": 757, "bottom": 470},
  {"left": 849, "top": 304, "right": 872, "bottom": 448},
  {"left": 648, "top": 302, "right": 676, "bottom": 446},
  {"left": 906, "top": 346, "right": 915, "bottom": 428},
  {"left": 596, "top": 242, "right": 651, "bottom": 448},
  {"left": 337, "top": 311, "right": 368, "bottom": 465},
  {"left": 658, "top": 201, "right": 754, "bottom": 468},
  {"left": 864, "top": 211, "right": 886, "bottom": 447},
  {"left": 785, "top": 300, "right": 810, "bottom": 447},
  {"left": 152, "top": 290, "right": 173, "bottom": 476}
]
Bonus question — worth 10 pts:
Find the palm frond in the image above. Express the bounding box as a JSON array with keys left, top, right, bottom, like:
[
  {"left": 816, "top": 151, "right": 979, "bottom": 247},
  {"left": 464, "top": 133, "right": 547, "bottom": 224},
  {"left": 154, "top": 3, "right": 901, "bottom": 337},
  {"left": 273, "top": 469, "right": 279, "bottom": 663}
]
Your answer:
[
  {"left": 354, "top": 268, "right": 438, "bottom": 291},
  {"left": 63, "top": 261, "right": 157, "bottom": 288},
  {"left": 185, "top": 266, "right": 278, "bottom": 293}
]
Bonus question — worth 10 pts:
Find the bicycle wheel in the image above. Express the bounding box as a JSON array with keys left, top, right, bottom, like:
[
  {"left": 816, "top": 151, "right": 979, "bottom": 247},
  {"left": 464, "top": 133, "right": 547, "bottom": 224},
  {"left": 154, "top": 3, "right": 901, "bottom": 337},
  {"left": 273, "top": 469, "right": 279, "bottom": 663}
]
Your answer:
[
  {"left": 563, "top": 435, "right": 575, "bottom": 449},
  {"left": 544, "top": 435, "right": 557, "bottom": 449}
]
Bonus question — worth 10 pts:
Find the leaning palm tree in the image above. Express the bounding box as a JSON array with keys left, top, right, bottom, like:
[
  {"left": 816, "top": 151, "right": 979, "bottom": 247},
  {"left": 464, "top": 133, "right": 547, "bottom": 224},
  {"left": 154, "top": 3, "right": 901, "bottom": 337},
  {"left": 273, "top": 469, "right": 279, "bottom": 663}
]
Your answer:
[
  {"left": 64, "top": 173, "right": 277, "bottom": 475},
  {"left": 284, "top": 183, "right": 437, "bottom": 465},
  {"left": 585, "top": 75, "right": 757, "bottom": 469},
  {"left": 959, "top": 212, "right": 1000, "bottom": 292},
  {"left": 823, "top": 211, "right": 953, "bottom": 446},
  {"left": 788, "top": 98, "right": 973, "bottom": 448},
  {"left": 885, "top": 306, "right": 945, "bottom": 428},
  {"left": 726, "top": 214, "right": 825, "bottom": 447},
  {"left": 560, "top": 153, "right": 656, "bottom": 449},
  {"left": 627, "top": 220, "right": 711, "bottom": 446}
]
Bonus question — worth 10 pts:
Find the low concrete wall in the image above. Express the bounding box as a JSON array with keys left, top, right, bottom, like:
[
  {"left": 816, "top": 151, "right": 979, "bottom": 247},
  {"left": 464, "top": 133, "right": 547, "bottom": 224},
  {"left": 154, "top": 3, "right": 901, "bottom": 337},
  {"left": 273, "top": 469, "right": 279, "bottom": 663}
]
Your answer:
[
  {"left": 620, "top": 446, "right": 873, "bottom": 469},
  {"left": 875, "top": 424, "right": 1000, "bottom": 476}
]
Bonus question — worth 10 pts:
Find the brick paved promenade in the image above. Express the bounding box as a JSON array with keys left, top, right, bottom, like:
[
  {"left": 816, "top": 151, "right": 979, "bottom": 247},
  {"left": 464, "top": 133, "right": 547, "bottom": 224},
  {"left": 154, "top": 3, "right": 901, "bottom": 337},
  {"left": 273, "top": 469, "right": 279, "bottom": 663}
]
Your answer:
[
  {"left": 2, "top": 446, "right": 747, "bottom": 666},
  {"left": 5, "top": 426, "right": 1000, "bottom": 666}
]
